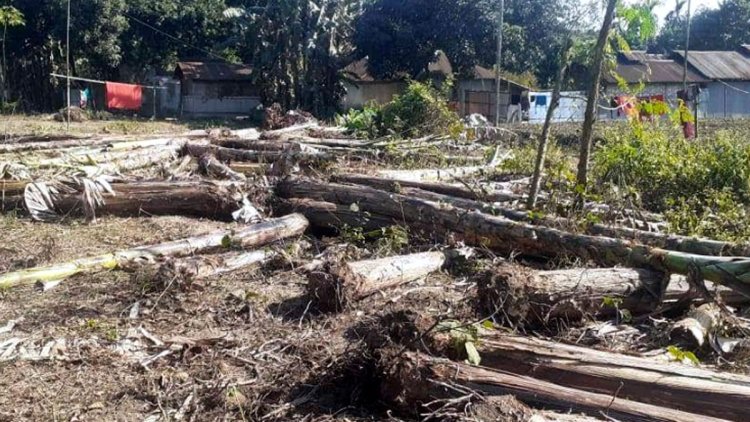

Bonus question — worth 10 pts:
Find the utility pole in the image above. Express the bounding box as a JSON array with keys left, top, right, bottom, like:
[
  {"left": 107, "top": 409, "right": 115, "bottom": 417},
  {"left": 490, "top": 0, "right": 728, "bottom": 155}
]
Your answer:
[
  {"left": 681, "top": 0, "right": 692, "bottom": 91},
  {"left": 494, "top": 0, "right": 504, "bottom": 126},
  {"left": 66, "top": 0, "right": 71, "bottom": 130}
]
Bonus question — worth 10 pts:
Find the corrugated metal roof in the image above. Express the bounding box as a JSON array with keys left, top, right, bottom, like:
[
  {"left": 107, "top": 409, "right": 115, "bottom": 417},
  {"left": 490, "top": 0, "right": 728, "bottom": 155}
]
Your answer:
[
  {"left": 674, "top": 50, "right": 750, "bottom": 81},
  {"left": 741, "top": 45, "right": 750, "bottom": 56},
  {"left": 175, "top": 62, "right": 253, "bottom": 81},
  {"left": 606, "top": 52, "right": 707, "bottom": 84}
]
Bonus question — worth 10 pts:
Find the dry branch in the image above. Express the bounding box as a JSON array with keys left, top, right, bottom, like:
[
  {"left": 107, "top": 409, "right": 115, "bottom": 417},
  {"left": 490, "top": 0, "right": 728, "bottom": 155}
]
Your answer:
[
  {"left": 0, "top": 213, "right": 308, "bottom": 289},
  {"left": 151, "top": 249, "right": 276, "bottom": 289}
]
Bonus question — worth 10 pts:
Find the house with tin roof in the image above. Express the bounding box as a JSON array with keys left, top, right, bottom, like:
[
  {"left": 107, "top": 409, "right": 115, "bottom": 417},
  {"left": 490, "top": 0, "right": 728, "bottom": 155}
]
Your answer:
[{"left": 174, "top": 61, "right": 260, "bottom": 118}]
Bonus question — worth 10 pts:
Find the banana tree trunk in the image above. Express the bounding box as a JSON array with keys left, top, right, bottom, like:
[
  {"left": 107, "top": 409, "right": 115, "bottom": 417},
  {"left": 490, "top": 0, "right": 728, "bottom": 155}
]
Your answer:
[
  {"left": 477, "top": 263, "right": 745, "bottom": 326},
  {"left": 472, "top": 331, "right": 750, "bottom": 421},
  {"left": 308, "top": 250, "right": 461, "bottom": 311},
  {"left": 0, "top": 213, "right": 308, "bottom": 289},
  {"left": 382, "top": 351, "right": 724, "bottom": 422},
  {"left": 277, "top": 179, "right": 750, "bottom": 297}
]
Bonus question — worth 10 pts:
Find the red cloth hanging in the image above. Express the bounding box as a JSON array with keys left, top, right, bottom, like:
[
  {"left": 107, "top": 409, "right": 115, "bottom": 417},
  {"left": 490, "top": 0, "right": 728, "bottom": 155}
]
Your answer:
[{"left": 105, "top": 82, "right": 142, "bottom": 110}]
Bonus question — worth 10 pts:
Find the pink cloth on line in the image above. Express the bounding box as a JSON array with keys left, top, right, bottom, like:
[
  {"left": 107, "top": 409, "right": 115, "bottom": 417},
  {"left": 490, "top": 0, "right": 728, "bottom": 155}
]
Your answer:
[{"left": 105, "top": 82, "right": 142, "bottom": 110}]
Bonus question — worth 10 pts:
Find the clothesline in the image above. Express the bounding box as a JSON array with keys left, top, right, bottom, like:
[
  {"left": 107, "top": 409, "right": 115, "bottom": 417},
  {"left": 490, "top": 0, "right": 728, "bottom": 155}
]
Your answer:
[
  {"left": 50, "top": 73, "right": 166, "bottom": 90},
  {"left": 718, "top": 80, "right": 750, "bottom": 95}
]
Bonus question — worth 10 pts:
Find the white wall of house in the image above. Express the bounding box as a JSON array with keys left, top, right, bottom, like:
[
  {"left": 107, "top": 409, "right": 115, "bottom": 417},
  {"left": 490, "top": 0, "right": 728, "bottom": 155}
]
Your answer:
[{"left": 528, "top": 91, "right": 587, "bottom": 123}]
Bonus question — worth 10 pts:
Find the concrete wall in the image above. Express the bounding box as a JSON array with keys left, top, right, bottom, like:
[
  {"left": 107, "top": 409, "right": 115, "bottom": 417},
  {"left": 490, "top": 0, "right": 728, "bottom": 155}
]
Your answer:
[{"left": 341, "top": 81, "right": 407, "bottom": 109}]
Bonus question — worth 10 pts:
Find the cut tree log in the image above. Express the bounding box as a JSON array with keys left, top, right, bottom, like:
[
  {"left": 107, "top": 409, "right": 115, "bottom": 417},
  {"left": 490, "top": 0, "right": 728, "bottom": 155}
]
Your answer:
[
  {"left": 0, "top": 213, "right": 308, "bottom": 289},
  {"left": 185, "top": 142, "right": 329, "bottom": 163},
  {"left": 210, "top": 139, "right": 289, "bottom": 152},
  {"left": 198, "top": 154, "right": 247, "bottom": 181},
  {"left": 387, "top": 186, "right": 748, "bottom": 257},
  {"left": 670, "top": 303, "right": 722, "bottom": 349},
  {"left": 274, "top": 198, "right": 397, "bottom": 233},
  {"left": 477, "top": 264, "right": 747, "bottom": 326},
  {"left": 26, "top": 181, "right": 248, "bottom": 221},
  {"left": 332, "top": 173, "right": 520, "bottom": 203},
  {"left": 260, "top": 123, "right": 319, "bottom": 140},
  {"left": 371, "top": 148, "right": 508, "bottom": 182},
  {"left": 276, "top": 179, "right": 750, "bottom": 297},
  {"left": 308, "top": 249, "right": 468, "bottom": 311},
  {"left": 471, "top": 331, "right": 750, "bottom": 420},
  {"left": 381, "top": 350, "right": 725, "bottom": 422}
]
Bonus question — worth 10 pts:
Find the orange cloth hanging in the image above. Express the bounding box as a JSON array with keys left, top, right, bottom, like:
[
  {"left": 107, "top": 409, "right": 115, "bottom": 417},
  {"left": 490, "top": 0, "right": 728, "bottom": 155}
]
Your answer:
[{"left": 105, "top": 82, "right": 142, "bottom": 110}]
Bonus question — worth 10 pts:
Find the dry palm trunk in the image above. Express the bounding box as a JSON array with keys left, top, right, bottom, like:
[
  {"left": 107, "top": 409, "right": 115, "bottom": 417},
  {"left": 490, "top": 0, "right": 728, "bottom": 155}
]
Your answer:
[
  {"left": 276, "top": 179, "right": 750, "bottom": 297},
  {"left": 185, "top": 143, "right": 329, "bottom": 163},
  {"left": 286, "top": 136, "right": 371, "bottom": 148},
  {"left": 371, "top": 148, "right": 507, "bottom": 183},
  {"left": 198, "top": 154, "right": 247, "bottom": 181},
  {"left": 30, "top": 181, "right": 247, "bottom": 221},
  {"left": 274, "top": 198, "right": 397, "bottom": 233},
  {"left": 471, "top": 332, "right": 750, "bottom": 420},
  {"left": 332, "top": 173, "right": 520, "bottom": 203},
  {"left": 0, "top": 135, "right": 183, "bottom": 155},
  {"left": 382, "top": 351, "right": 725, "bottom": 422},
  {"left": 31, "top": 143, "right": 183, "bottom": 173},
  {"left": 380, "top": 185, "right": 750, "bottom": 257},
  {"left": 0, "top": 213, "right": 308, "bottom": 289},
  {"left": 477, "top": 264, "right": 746, "bottom": 326},
  {"left": 308, "top": 249, "right": 465, "bottom": 311},
  {"left": 670, "top": 303, "right": 723, "bottom": 349}
]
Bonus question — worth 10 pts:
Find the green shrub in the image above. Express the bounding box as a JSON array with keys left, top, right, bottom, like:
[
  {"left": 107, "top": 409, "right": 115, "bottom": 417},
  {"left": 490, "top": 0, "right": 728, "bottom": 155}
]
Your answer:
[
  {"left": 337, "top": 79, "right": 462, "bottom": 139},
  {"left": 592, "top": 121, "right": 750, "bottom": 240}
]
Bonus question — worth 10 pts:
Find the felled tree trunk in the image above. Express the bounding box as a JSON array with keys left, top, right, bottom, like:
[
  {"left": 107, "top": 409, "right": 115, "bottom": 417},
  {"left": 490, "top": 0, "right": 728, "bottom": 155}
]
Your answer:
[
  {"left": 151, "top": 249, "right": 277, "bottom": 289},
  {"left": 371, "top": 148, "right": 507, "bottom": 183},
  {"left": 260, "top": 122, "right": 319, "bottom": 140},
  {"left": 28, "top": 181, "right": 247, "bottom": 221},
  {"left": 381, "top": 351, "right": 722, "bottom": 422},
  {"left": 391, "top": 186, "right": 749, "bottom": 257},
  {"left": 229, "top": 162, "right": 268, "bottom": 176},
  {"left": 308, "top": 249, "right": 464, "bottom": 311},
  {"left": 274, "top": 198, "right": 397, "bottom": 233},
  {"left": 332, "top": 173, "right": 520, "bottom": 203},
  {"left": 477, "top": 264, "right": 745, "bottom": 326},
  {"left": 0, "top": 213, "right": 308, "bottom": 289},
  {"left": 210, "top": 139, "right": 289, "bottom": 152},
  {"left": 186, "top": 142, "right": 328, "bottom": 163},
  {"left": 276, "top": 179, "right": 750, "bottom": 297},
  {"left": 670, "top": 303, "right": 722, "bottom": 349},
  {"left": 474, "top": 332, "right": 750, "bottom": 420},
  {"left": 198, "top": 154, "right": 247, "bottom": 181}
]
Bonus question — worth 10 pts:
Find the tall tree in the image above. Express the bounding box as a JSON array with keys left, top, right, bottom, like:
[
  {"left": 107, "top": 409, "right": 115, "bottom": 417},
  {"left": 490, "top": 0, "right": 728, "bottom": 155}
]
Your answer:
[
  {"left": 0, "top": 4, "right": 24, "bottom": 106},
  {"left": 225, "top": 0, "right": 363, "bottom": 116},
  {"left": 575, "top": 0, "right": 619, "bottom": 198}
]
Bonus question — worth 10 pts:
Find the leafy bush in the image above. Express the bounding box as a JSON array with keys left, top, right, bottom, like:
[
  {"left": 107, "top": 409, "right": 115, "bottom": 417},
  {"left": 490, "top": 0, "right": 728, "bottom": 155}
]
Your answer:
[
  {"left": 380, "top": 79, "right": 461, "bottom": 138},
  {"left": 337, "top": 79, "right": 462, "bottom": 139},
  {"left": 592, "top": 122, "right": 750, "bottom": 240}
]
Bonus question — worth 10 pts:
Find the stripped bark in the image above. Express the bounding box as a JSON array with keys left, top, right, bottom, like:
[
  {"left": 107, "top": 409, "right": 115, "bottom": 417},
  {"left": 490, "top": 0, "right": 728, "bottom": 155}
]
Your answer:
[
  {"left": 308, "top": 249, "right": 464, "bottom": 311},
  {"left": 381, "top": 350, "right": 724, "bottom": 422},
  {"left": 198, "top": 154, "right": 247, "bottom": 181},
  {"left": 0, "top": 213, "right": 308, "bottom": 289},
  {"left": 472, "top": 331, "right": 750, "bottom": 420},
  {"left": 477, "top": 264, "right": 746, "bottom": 326},
  {"left": 276, "top": 179, "right": 750, "bottom": 296}
]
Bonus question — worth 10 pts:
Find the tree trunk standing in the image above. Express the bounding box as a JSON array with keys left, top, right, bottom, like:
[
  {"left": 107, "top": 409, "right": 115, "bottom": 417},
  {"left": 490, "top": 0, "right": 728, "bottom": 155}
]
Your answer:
[
  {"left": 528, "top": 39, "right": 573, "bottom": 209},
  {"left": 575, "top": 0, "right": 618, "bottom": 199}
]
